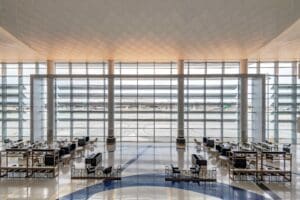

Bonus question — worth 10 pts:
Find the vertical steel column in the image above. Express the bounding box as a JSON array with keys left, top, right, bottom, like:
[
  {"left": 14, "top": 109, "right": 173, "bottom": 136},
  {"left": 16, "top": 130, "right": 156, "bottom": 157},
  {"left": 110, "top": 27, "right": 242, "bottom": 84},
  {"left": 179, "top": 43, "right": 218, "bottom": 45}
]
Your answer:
[
  {"left": 30, "top": 74, "right": 33, "bottom": 143},
  {"left": 274, "top": 61, "right": 279, "bottom": 143},
  {"left": 292, "top": 61, "right": 297, "bottom": 144},
  {"left": 136, "top": 62, "right": 139, "bottom": 143},
  {"left": 221, "top": 62, "right": 224, "bottom": 141},
  {"left": 177, "top": 60, "right": 185, "bottom": 147},
  {"left": 153, "top": 62, "right": 156, "bottom": 143},
  {"left": 86, "top": 63, "right": 90, "bottom": 137},
  {"left": 204, "top": 63, "right": 207, "bottom": 137},
  {"left": 107, "top": 60, "right": 116, "bottom": 144},
  {"left": 257, "top": 61, "right": 261, "bottom": 74},
  {"left": 261, "top": 75, "right": 266, "bottom": 142},
  {"left": 177, "top": 148, "right": 185, "bottom": 170},
  {"left": 36, "top": 62, "right": 45, "bottom": 139},
  {"left": 30, "top": 62, "right": 42, "bottom": 143},
  {"left": 47, "top": 60, "right": 55, "bottom": 145},
  {"left": 252, "top": 75, "right": 266, "bottom": 142},
  {"left": 18, "top": 63, "right": 23, "bottom": 140},
  {"left": 240, "top": 59, "right": 248, "bottom": 143},
  {"left": 119, "top": 63, "right": 122, "bottom": 143},
  {"left": 186, "top": 62, "right": 190, "bottom": 143},
  {"left": 31, "top": 71, "right": 44, "bottom": 143},
  {"left": 69, "top": 63, "right": 73, "bottom": 140},
  {"left": 1, "top": 63, "right": 7, "bottom": 141}
]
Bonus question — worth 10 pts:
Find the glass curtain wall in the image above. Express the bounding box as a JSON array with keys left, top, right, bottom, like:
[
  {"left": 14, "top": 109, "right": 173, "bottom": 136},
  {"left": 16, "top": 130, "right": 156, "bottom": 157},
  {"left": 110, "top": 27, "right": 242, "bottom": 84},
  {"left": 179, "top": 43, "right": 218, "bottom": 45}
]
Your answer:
[
  {"left": 184, "top": 62, "right": 240, "bottom": 142},
  {"left": 114, "top": 62, "right": 177, "bottom": 143},
  {"left": 0, "top": 63, "right": 46, "bottom": 142},
  {"left": 55, "top": 63, "right": 107, "bottom": 141},
  {"left": 249, "top": 61, "right": 298, "bottom": 143},
  {"left": 1, "top": 61, "right": 300, "bottom": 144}
]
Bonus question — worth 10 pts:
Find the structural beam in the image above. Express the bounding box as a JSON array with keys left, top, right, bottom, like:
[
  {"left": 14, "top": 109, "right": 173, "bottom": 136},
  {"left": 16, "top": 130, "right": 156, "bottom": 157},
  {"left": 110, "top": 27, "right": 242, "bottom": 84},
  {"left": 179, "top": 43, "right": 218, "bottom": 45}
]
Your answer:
[
  {"left": 177, "top": 60, "right": 185, "bottom": 148},
  {"left": 240, "top": 59, "right": 248, "bottom": 143},
  {"left": 107, "top": 60, "right": 116, "bottom": 144},
  {"left": 47, "top": 60, "right": 55, "bottom": 145}
]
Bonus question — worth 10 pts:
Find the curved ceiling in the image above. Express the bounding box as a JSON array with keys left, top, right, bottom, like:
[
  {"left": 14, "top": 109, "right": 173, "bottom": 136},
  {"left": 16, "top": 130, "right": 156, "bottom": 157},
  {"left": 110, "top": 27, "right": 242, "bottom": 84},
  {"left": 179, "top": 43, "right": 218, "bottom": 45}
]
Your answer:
[
  {"left": 251, "top": 18, "right": 300, "bottom": 61},
  {"left": 0, "top": 0, "right": 300, "bottom": 61}
]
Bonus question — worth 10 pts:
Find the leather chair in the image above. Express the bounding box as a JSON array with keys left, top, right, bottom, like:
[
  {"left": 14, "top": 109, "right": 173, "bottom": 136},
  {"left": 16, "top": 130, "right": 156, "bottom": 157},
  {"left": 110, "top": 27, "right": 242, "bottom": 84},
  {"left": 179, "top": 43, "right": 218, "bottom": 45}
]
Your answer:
[
  {"left": 103, "top": 166, "right": 112, "bottom": 177},
  {"left": 171, "top": 164, "right": 180, "bottom": 177},
  {"left": 86, "top": 166, "right": 96, "bottom": 175}
]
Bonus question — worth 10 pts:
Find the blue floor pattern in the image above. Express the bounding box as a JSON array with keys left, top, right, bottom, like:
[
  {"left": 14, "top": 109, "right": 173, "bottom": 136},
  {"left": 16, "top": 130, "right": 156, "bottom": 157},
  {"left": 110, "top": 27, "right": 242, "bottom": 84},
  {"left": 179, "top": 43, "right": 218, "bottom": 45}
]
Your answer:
[
  {"left": 256, "top": 183, "right": 281, "bottom": 200},
  {"left": 60, "top": 145, "right": 269, "bottom": 200},
  {"left": 60, "top": 173, "right": 268, "bottom": 200},
  {"left": 120, "top": 145, "right": 152, "bottom": 172}
]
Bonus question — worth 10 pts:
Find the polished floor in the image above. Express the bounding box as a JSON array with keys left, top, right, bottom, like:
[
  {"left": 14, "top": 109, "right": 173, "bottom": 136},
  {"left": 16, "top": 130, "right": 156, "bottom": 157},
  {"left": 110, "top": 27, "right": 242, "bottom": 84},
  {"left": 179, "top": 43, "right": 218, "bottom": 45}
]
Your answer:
[{"left": 0, "top": 142, "right": 299, "bottom": 200}]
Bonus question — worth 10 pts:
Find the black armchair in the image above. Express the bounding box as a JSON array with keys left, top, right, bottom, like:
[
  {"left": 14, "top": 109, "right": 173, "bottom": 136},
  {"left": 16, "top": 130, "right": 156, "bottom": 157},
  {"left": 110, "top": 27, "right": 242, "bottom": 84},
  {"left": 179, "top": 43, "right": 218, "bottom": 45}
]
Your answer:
[
  {"left": 171, "top": 164, "right": 180, "bottom": 177},
  {"left": 190, "top": 165, "right": 200, "bottom": 175},
  {"left": 103, "top": 166, "right": 112, "bottom": 177},
  {"left": 4, "top": 138, "right": 10, "bottom": 144},
  {"left": 283, "top": 144, "right": 291, "bottom": 153},
  {"left": 86, "top": 166, "right": 96, "bottom": 175},
  {"left": 78, "top": 138, "right": 86, "bottom": 146}
]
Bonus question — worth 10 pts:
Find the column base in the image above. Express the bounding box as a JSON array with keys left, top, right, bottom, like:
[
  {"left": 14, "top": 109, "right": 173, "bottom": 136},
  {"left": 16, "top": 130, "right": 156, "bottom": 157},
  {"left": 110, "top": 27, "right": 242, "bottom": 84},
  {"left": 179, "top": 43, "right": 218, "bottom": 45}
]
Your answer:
[
  {"left": 106, "top": 137, "right": 116, "bottom": 144},
  {"left": 176, "top": 137, "right": 186, "bottom": 149},
  {"left": 107, "top": 143, "right": 116, "bottom": 152}
]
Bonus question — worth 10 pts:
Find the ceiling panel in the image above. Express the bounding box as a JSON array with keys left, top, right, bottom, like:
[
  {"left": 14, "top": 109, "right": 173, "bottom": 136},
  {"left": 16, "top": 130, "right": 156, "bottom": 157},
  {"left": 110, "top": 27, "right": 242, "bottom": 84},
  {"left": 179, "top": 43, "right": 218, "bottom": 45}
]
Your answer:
[
  {"left": 250, "top": 19, "right": 300, "bottom": 61},
  {"left": 0, "top": 0, "right": 299, "bottom": 61},
  {"left": 0, "top": 27, "right": 42, "bottom": 61}
]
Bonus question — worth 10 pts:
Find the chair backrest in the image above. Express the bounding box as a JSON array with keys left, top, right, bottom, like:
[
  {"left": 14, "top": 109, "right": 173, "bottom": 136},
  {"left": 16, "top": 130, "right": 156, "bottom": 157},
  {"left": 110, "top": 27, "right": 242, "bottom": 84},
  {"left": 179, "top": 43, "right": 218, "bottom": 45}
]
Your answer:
[
  {"left": 86, "top": 166, "right": 95, "bottom": 173},
  {"left": 195, "top": 165, "right": 200, "bottom": 173},
  {"left": 104, "top": 166, "right": 112, "bottom": 174},
  {"left": 4, "top": 139, "right": 10, "bottom": 143}
]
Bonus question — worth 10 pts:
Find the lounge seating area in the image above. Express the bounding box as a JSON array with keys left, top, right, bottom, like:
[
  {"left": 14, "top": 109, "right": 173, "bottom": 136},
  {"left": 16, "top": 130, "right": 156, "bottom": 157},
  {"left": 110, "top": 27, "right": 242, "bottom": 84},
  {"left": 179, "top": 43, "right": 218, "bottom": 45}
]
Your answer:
[
  {"left": 165, "top": 153, "right": 216, "bottom": 182},
  {"left": 229, "top": 151, "right": 292, "bottom": 182},
  {"left": 71, "top": 151, "right": 121, "bottom": 180},
  {"left": 0, "top": 137, "right": 97, "bottom": 179},
  {"left": 0, "top": 147, "right": 59, "bottom": 178},
  {"left": 200, "top": 137, "right": 292, "bottom": 182},
  {"left": 165, "top": 165, "right": 216, "bottom": 182},
  {"left": 71, "top": 163, "right": 121, "bottom": 180}
]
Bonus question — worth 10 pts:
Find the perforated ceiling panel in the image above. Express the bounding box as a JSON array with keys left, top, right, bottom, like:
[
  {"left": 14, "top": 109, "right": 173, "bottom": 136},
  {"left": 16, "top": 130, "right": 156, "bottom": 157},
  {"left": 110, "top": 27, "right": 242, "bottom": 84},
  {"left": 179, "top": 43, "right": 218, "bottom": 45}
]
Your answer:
[{"left": 0, "top": 0, "right": 299, "bottom": 61}]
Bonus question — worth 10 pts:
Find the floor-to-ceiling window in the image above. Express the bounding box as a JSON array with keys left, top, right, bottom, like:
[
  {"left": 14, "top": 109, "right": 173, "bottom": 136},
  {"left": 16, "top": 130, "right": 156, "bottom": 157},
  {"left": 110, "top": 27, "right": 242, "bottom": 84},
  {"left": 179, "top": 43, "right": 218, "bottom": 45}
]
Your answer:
[
  {"left": 1, "top": 61, "right": 300, "bottom": 144},
  {"left": 249, "top": 61, "right": 298, "bottom": 144},
  {"left": 184, "top": 62, "right": 205, "bottom": 143},
  {"left": 0, "top": 63, "right": 46, "bottom": 142},
  {"left": 277, "top": 62, "right": 296, "bottom": 143},
  {"left": 223, "top": 63, "right": 240, "bottom": 141},
  {"left": 184, "top": 62, "right": 240, "bottom": 142},
  {"left": 114, "top": 62, "right": 177, "bottom": 143},
  {"left": 55, "top": 62, "right": 107, "bottom": 141}
]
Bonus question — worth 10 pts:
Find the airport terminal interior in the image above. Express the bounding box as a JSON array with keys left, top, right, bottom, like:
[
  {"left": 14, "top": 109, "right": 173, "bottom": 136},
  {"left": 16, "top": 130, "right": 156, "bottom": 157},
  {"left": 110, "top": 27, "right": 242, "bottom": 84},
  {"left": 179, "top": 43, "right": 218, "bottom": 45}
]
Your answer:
[{"left": 1, "top": 0, "right": 300, "bottom": 199}]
